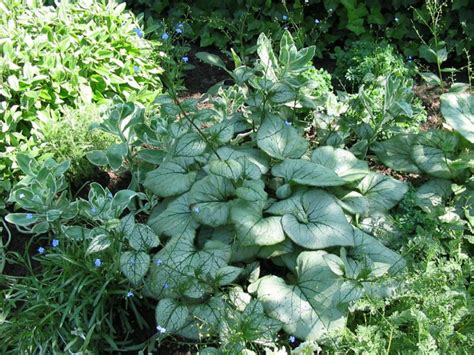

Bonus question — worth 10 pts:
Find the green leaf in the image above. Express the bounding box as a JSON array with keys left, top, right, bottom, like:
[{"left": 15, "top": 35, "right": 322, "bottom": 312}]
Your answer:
[
  {"left": 86, "top": 234, "right": 111, "bottom": 255},
  {"left": 357, "top": 173, "right": 408, "bottom": 212},
  {"left": 372, "top": 135, "right": 421, "bottom": 173},
  {"left": 411, "top": 130, "right": 461, "bottom": 178},
  {"left": 148, "top": 193, "right": 198, "bottom": 239},
  {"left": 144, "top": 158, "right": 197, "bottom": 197},
  {"left": 106, "top": 143, "right": 128, "bottom": 170},
  {"left": 231, "top": 201, "right": 286, "bottom": 246},
  {"left": 281, "top": 189, "right": 354, "bottom": 249},
  {"left": 5, "top": 213, "right": 39, "bottom": 226},
  {"left": 352, "top": 229, "right": 406, "bottom": 277},
  {"left": 120, "top": 251, "right": 150, "bottom": 285},
  {"left": 195, "top": 52, "right": 227, "bottom": 70},
  {"left": 209, "top": 159, "right": 243, "bottom": 180},
  {"left": 174, "top": 132, "right": 207, "bottom": 157},
  {"left": 257, "top": 115, "right": 308, "bottom": 160},
  {"left": 129, "top": 224, "right": 160, "bottom": 251},
  {"left": 415, "top": 178, "right": 452, "bottom": 213},
  {"left": 155, "top": 298, "right": 189, "bottom": 334},
  {"left": 311, "top": 146, "right": 368, "bottom": 181},
  {"left": 272, "top": 159, "right": 346, "bottom": 187},
  {"left": 7, "top": 75, "right": 20, "bottom": 91},
  {"left": 235, "top": 180, "right": 267, "bottom": 202},
  {"left": 215, "top": 147, "right": 269, "bottom": 174},
  {"left": 147, "top": 234, "right": 231, "bottom": 299},
  {"left": 440, "top": 92, "right": 474, "bottom": 143},
  {"left": 87, "top": 150, "right": 108, "bottom": 166},
  {"left": 190, "top": 175, "right": 235, "bottom": 227},
  {"left": 249, "top": 250, "right": 361, "bottom": 341},
  {"left": 214, "top": 265, "right": 243, "bottom": 286}
]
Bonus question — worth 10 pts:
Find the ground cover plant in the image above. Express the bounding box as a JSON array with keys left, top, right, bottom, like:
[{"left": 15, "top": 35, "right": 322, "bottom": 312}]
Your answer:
[
  {"left": 1, "top": 0, "right": 473, "bottom": 353},
  {"left": 0, "top": 0, "right": 165, "bottom": 189}
]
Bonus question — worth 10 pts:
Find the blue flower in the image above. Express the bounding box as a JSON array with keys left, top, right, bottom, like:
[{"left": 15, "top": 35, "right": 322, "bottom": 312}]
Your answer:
[
  {"left": 133, "top": 65, "right": 140, "bottom": 73},
  {"left": 182, "top": 56, "right": 189, "bottom": 63},
  {"left": 284, "top": 120, "right": 292, "bottom": 126},
  {"left": 94, "top": 258, "right": 102, "bottom": 267},
  {"left": 161, "top": 32, "right": 169, "bottom": 40},
  {"left": 289, "top": 335, "right": 296, "bottom": 343},
  {"left": 127, "top": 291, "right": 134, "bottom": 298},
  {"left": 19, "top": 193, "right": 25, "bottom": 199},
  {"left": 133, "top": 27, "right": 144, "bottom": 38},
  {"left": 314, "top": 19, "right": 320, "bottom": 24},
  {"left": 52, "top": 239, "right": 59, "bottom": 248},
  {"left": 156, "top": 259, "right": 163, "bottom": 266},
  {"left": 192, "top": 206, "right": 200, "bottom": 213},
  {"left": 163, "top": 282, "right": 170, "bottom": 289},
  {"left": 175, "top": 23, "right": 184, "bottom": 33},
  {"left": 37, "top": 246, "right": 45, "bottom": 254},
  {"left": 90, "top": 207, "right": 97, "bottom": 214},
  {"left": 26, "top": 213, "right": 33, "bottom": 220},
  {"left": 282, "top": 15, "right": 288, "bottom": 21},
  {"left": 156, "top": 325, "right": 166, "bottom": 334}
]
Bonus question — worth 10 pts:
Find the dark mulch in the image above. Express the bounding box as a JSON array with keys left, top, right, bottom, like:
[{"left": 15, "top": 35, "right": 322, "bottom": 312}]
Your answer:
[{"left": 183, "top": 45, "right": 231, "bottom": 95}]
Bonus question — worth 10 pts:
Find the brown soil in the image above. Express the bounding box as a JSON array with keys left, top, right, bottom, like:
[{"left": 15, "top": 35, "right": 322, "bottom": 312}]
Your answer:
[{"left": 413, "top": 84, "right": 446, "bottom": 131}]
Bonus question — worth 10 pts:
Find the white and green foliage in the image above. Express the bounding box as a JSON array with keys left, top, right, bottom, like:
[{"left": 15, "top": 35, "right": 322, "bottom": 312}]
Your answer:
[
  {"left": 133, "top": 32, "right": 408, "bottom": 346},
  {"left": 5, "top": 155, "right": 158, "bottom": 285},
  {"left": 373, "top": 90, "right": 473, "bottom": 180},
  {"left": 440, "top": 91, "right": 474, "bottom": 144},
  {"left": 4, "top": 31, "right": 409, "bottom": 350}
]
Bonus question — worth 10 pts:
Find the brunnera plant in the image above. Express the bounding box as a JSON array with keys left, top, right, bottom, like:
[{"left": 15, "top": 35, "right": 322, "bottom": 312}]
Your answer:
[
  {"left": 5, "top": 31, "right": 409, "bottom": 352},
  {"left": 80, "top": 31, "right": 409, "bottom": 350}
]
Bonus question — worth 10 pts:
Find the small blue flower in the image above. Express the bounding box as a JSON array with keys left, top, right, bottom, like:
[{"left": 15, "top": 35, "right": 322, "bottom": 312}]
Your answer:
[
  {"left": 127, "top": 291, "right": 134, "bottom": 298},
  {"left": 26, "top": 213, "right": 33, "bottom": 220},
  {"left": 156, "top": 259, "right": 163, "bottom": 266},
  {"left": 282, "top": 15, "right": 288, "bottom": 21},
  {"left": 90, "top": 207, "right": 97, "bottom": 214},
  {"left": 175, "top": 23, "right": 184, "bottom": 34},
  {"left": 161, "top": 32, "right": 169, "bottom": 40},
  {"left": 134, "top": 66, "right": 140, "bottom": 73},
  {"left": 37, "top": 246, "right": 45, "bottom": 254},
  {"left": 314, "top": 19, "right": 320, "bottom": 24},
  {"left": 133, "top": 27, "right": 144, "bottom": 38},
  {"left": 163, "top": 282, "right": 170, "bottom": 289},
  {"left": 182, "top": 56, "right": 189, "bottom": 63},
  {"left": 156, "top": 325, "right": 166, "bottom": 334},
  {"left": 284, "top": 120, "right": 292, "bottom": 127},
  {"left": 94, "top": 258, "right": 102, "bottom": 267},
  {"left": 192, "top": 206, "right": 200, "bottom": 213},
  {"left": 19, "top": 193, "right": 25, "bottom": 199},
  {"left": 52, "top": 239, "right": 59, "bottom": 248},
  {"left": 289, "top": 335, "right": 296, "bottom": 343}
]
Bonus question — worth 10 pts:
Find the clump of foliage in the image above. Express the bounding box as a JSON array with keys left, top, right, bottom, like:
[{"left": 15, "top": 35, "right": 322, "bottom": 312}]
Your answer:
[
  {"left": 129, "top": 0, "right": 473, "bottom": 62},
  {"left": 30, "top": 103, "right": 117, "bottom": 181},
  {"left": 3, "top": 32, "right": 409, "bottom": 352},
  {"left": 334, "top": 40, "right": 413, "bottom": 86},
  {"left": 0, "top": 0, "right": 164, "bottom": 184}
]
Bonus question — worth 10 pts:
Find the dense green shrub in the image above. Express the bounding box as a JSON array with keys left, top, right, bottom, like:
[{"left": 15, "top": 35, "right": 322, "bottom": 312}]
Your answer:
[
  {"left": 0, "top": 0, "right": 164, "bottom": 184},
  {"left": 127, "top": 0, "right": 473, "bottom": 61},
  {"left": 334, "top": 40, "right": 413, "bottom": 86}
]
